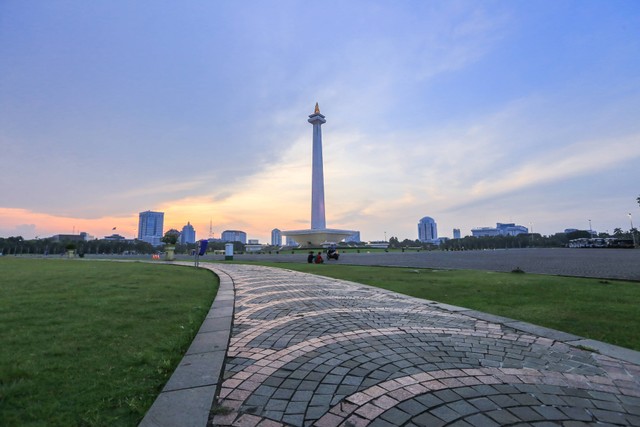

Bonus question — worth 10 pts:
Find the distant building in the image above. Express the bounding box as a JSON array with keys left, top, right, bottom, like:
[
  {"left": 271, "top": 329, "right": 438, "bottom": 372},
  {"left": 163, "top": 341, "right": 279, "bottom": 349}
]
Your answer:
[
  {"left": 221, "top": 230, "right": 247, "bottom": 244},
  {"left": 418, "top": 216, "right": 438, "bottom": 243},
  {"left": 471, "top": 227, "right": 500, "bottom": 237},
  {"left": 246, "top": 239, "right": 263, "bottom": 252},
  {"left": 345, "top": 231, "right": 361, "bottom": 243},
  {"left": 79, "top": 232, "right": 94, "bottom": 241},
  {"left": 564, "top": 228, "right": 597, "bottom": 236},
  {"left": 138, "top": 210, "right": 164, "bottom": 246},
  {"left": 285, "top": 236, "right": 300, "bottom": 247},
  {"left": 104, "top": 234, "right": 126, "bottom": 241},
  {"left": 367, "top": 241, "right": 389, "bottom": 249},
  {"left": 49, "top": 233, "right": 87, "bottom": 242},
  {"left": 180, "top": 222, "right": 196, "bottom": 244},
  {"left": 472, "top": 222, "right": 528, "bottom": 237},
  {"left": 271, "top": 228, "right": 282, "bottom": 246},
  {"left": 453, "top": 228, "right": 461, "bottom": 239}
]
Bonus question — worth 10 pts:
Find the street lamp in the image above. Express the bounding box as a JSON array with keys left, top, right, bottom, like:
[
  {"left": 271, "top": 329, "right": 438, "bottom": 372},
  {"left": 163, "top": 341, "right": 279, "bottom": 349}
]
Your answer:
[
  {"left": 629, "top": 213, "right": 637, "bottom": 248},
  {"left": 588, "top": 219, "right": 593, "bottom": 237}
]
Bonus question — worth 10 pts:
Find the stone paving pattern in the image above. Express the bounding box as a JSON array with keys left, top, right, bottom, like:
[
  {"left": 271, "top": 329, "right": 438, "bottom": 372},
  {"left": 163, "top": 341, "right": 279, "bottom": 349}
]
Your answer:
[{"left": 209, "top": 264, "right": 640, "bottom": 426}]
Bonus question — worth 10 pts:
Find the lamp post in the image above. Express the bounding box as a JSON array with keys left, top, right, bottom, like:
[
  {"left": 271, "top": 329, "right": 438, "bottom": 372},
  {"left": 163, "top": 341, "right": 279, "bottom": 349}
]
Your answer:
[
  {"left": 629, "top": 213, "right": 637, "bottom": 248},
  {"left": 588, "top": 219, "right": 592, "bottom": 237}
]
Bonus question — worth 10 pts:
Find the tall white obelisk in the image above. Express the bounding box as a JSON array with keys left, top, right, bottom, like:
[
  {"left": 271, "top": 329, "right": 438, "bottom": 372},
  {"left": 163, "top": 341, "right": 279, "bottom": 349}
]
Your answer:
[
  {"left": 281, "top": 103, "right": 357, "bottom": 247},
  {"left": 309, "top": 102, "right": 326, "bottom": 229}
]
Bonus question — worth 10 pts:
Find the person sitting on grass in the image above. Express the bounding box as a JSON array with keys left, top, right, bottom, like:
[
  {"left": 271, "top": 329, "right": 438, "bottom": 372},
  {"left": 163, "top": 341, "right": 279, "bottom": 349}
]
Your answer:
[
  {"left": 315, "top": 251, "right": 324, "bottom": 264},
  {"left": 307, "top": 251, "right": 314, "bottom": 263}
]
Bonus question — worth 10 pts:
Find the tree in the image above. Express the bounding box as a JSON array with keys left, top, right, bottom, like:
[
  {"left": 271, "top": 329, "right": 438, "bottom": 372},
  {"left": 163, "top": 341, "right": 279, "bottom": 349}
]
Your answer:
[
  {"left": 161, "top": 229, "right": 180, "bottom": 245},
  {"left": 613, "top": 228, "right": 623, "bottom": 236},
  {"left": 401, "top": 238, "right": 418, "bottom": 247}
]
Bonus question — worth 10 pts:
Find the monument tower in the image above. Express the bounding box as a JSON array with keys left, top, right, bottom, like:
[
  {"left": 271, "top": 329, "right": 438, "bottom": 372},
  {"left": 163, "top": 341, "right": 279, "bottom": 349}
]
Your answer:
[
  {"left": 310, "top": 102, "right": 326, "bottom": 230},
  {"left": 282, "top": 104, "right": 356, "bottom": 247}
]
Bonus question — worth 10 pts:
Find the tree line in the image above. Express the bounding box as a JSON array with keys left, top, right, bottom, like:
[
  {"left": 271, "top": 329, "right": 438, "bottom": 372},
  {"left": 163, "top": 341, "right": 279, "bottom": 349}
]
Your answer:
[
  {"left": 0, "top": 237, "right": 156, "bottom": 256},
  {"left": 0, "top": 236, "right": 254, "bottom": 256},
  {"left": 387, "top": 228, "right": 638, "bottom": 252}
]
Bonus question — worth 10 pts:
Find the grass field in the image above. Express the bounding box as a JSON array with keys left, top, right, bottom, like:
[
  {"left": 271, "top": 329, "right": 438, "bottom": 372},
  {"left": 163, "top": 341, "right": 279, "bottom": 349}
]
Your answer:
[
  {"left": 245, "top": 262, "right": 640, "bottom": 351},
  {"left": 0, "top": 258, "right": 218, "bottom": 426}
]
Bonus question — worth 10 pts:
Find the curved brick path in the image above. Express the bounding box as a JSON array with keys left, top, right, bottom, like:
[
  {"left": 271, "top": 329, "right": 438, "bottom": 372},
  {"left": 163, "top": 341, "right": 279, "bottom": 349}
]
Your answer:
[{"left": 208, "top": 264, "right": 640, "bottom": 426}]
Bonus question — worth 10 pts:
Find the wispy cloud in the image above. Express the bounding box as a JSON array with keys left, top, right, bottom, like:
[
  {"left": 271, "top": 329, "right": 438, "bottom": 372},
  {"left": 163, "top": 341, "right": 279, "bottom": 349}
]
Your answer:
[{"left": 468, "top": 134, "right": 640, "bottom": 200}]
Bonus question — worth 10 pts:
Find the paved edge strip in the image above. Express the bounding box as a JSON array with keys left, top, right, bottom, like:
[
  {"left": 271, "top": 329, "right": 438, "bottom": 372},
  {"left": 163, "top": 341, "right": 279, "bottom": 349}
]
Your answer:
[{"left": 139, "top": 263, "right": 235, "bottom": 427}]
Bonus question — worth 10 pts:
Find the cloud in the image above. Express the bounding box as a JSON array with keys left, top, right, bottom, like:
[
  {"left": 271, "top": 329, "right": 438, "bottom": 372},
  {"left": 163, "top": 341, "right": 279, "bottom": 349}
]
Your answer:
[
  {"left": 0, "top": 208, "right": 138, "bottom": 240},
  {"left": 468, "top": 134, "right": 640, "bottom": 200}
]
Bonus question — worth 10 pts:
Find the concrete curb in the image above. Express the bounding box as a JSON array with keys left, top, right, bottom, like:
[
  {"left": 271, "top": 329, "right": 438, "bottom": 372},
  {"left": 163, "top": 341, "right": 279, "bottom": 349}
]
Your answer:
[{"left": 139, "top": 264, "right": 235, "bottom": 427}]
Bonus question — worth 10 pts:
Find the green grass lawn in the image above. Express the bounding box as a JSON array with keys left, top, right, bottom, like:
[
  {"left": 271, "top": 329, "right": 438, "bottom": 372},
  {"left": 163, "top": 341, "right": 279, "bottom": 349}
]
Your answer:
[
  {"left": 244, "top": 262, "right": 640, "bottom": 351},
  {"left": 0, "top": 258, "right": 218, "bottom": 426}
]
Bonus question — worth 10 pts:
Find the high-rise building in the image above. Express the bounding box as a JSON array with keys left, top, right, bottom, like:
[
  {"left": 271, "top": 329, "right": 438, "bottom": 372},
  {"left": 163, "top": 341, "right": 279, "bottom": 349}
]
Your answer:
[
  {"left": 221, "top": 230, "right": 247, "bottom": 244},
  {"left": 138, "top": 210, "right": 164, "bottom": 246},
  {"left": 271, "top": 228, "right": 282, "bottom": 246},
  {"left": 180, "top": 222, "right": 196, "bottom": 244},
  {"left": 418, "top": 216, "right": 438, "bottom": 243},
  {"left": 453, "top": 228, "right": 461, "bottom": 239}
]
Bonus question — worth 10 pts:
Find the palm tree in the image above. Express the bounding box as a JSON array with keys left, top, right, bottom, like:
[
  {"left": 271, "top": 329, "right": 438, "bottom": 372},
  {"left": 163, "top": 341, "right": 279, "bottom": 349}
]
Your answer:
[{"left": 613, "top": 228, "right": 623, "bottom": 236}]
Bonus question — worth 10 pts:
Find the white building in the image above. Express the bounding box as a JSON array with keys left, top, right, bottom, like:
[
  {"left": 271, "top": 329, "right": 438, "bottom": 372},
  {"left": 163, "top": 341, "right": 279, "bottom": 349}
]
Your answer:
[
  {"left": 472, "top": 223, "right": 528, "bottom": 237},
  {"left": 221, "top": 230, "right": 247, "bottom": 244},
  {"left": 246, "top": 239, "right": 263, "bottom": 252}
]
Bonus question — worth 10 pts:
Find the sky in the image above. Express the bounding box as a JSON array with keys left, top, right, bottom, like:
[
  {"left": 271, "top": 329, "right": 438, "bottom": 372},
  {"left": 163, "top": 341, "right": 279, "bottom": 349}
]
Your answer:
[{"left": 1, "top": 1, "right": 639, "bottom": 243}]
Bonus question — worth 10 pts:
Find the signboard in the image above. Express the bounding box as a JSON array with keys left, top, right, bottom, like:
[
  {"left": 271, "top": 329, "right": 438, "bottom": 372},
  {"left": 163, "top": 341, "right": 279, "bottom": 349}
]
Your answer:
[{"left": 198, "top": 239, "right": 208, "bottom": 256}]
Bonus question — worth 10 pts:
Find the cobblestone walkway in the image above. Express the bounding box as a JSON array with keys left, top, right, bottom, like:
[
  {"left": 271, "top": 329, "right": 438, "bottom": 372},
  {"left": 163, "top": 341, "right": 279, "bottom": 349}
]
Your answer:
[{"left": 209, "top": 264, "right": 640, "bottom": 426}]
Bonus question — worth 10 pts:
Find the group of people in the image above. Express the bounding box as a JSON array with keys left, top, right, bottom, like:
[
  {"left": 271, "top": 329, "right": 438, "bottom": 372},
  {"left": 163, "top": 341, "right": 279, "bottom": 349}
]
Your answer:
[
  {"left": 307, "top": 251, "right": 324, "bottom": 263},
  {"left": 307, "top": 246, "right": 340, "bottom": 264}
]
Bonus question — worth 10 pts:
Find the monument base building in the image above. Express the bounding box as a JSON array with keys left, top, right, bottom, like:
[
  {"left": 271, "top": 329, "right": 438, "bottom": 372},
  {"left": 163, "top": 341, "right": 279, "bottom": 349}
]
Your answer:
[{"left": 283, "top": 228, "right": 357, "bottom": 247}]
